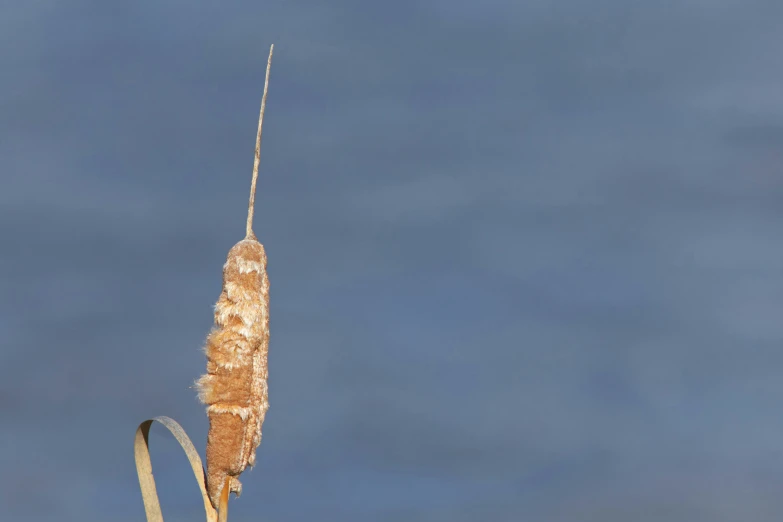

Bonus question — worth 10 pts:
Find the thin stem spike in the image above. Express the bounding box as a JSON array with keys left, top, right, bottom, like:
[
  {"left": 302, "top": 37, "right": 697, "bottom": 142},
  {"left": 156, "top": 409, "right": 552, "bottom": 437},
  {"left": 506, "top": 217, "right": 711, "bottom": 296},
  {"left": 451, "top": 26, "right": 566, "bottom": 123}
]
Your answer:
[{"left": 246, "top": 44, "right": 274, "bottom": 239}]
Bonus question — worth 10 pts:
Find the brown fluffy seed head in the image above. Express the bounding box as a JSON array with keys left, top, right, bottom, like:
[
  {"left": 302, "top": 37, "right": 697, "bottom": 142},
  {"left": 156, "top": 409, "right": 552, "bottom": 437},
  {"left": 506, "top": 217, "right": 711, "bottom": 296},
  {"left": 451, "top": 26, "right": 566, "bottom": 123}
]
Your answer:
[{"left": 196, "top": 238, "right": 270, "bottom": 507}]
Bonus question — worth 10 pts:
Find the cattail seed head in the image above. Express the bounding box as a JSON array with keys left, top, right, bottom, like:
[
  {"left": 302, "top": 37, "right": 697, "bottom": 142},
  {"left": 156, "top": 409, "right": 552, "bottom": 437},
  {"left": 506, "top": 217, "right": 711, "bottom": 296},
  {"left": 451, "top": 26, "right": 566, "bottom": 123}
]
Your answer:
[{"left": 196, "top": 238, "right": 270, "bottom": 505}]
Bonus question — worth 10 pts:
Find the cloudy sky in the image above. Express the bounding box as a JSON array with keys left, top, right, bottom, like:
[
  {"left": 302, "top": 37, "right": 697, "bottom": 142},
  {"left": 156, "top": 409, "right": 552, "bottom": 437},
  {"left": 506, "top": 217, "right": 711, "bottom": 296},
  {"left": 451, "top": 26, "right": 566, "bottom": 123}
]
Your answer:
[{"left": 3, "top": 1, "right": 783, "bottom": 521}]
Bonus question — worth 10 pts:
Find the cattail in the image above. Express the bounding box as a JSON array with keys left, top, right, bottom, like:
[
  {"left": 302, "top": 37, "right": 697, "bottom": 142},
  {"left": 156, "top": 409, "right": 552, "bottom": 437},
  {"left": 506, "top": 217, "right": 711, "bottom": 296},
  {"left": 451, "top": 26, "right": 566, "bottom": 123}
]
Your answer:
[{"left": 195, "top": 44, "right": 274, "bottom": 509}]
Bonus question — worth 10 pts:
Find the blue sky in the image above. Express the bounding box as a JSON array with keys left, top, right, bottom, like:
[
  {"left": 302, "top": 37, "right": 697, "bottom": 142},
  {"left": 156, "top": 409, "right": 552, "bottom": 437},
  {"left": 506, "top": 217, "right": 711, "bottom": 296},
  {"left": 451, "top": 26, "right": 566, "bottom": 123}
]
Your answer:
[{"left": 3, "top": 1, "right": 783, "bottom": 521}]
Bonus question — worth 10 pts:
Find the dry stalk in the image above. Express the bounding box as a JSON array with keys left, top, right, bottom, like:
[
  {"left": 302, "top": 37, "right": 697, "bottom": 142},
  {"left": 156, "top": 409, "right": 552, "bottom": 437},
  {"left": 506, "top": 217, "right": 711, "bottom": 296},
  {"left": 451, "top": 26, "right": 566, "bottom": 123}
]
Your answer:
[{"left": 195, "top": 43, "right": 274, "bottom": 509}]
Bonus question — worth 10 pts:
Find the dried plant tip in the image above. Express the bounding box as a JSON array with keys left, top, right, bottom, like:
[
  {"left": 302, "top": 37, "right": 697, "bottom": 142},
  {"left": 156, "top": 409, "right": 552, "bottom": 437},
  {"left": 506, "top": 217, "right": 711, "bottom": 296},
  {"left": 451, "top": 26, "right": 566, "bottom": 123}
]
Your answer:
[
  {"left": 246, "top": 44, "right": 274, "bottom": 240},
  {"left": 196, "top": 43, "right": 274, "bottom": 509}
]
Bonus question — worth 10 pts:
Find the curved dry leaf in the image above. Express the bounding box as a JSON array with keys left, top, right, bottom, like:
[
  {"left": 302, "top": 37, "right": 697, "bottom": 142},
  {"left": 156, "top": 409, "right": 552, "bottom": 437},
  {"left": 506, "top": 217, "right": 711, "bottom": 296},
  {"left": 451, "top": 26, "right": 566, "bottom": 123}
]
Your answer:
[{"left": 134, "top": 416, "right": 218, "bottom": 522}]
